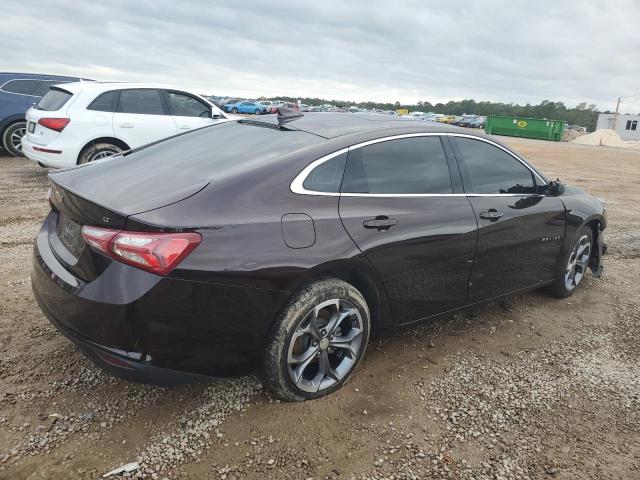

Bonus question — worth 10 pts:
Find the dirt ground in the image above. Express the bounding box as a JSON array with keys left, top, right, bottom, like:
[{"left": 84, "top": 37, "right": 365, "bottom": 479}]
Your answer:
[{"left": 1, "top": 137, "right": 639, "bottom": 480}]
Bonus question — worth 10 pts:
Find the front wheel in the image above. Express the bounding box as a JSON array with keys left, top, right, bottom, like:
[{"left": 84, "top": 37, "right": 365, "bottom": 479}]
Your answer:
[
  {"left": 263, "top": 278, "right": 370, "bottom": 401},
  {"left": 2, "top": 121, "right": 27, "bottom": 156},
  {"left": 231, "top": 108, "right": 238, "bottom": 113},
  {"left": 545, "top": 226, "right": 593, "bottom": 298}
]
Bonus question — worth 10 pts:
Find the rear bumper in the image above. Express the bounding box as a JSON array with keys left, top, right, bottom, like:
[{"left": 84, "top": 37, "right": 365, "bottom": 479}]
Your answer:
[
  {"left": 31, "top": 212, "right": 287, "bottom": 384},
  {"left": 21, "top": 136, "right": 78, "bottom": 168}
]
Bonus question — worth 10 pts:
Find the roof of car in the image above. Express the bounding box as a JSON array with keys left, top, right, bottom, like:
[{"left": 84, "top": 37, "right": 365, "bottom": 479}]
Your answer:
[
  {"left": 245, "top": 112, "right": 473, "bottom": 139},
  {"left": 52, "top": 81, "right": 194, "bottom": 94}
]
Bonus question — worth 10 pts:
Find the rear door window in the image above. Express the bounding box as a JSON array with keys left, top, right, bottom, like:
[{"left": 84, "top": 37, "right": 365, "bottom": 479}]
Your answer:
[
  {"left": 1, "top": 79, "right": 40, "bottom": 95},
  {"left": 341, "top": 137, "right": 453, "bottom": 194},
  {"left": 116, "top": 89, "right": 166, "bottom": 115},
  {"left": 454, "top": 137, "right": 536, "bottom": 194},
  {"left": 87, "top": 91, "right": 118, "bottom": 112},
  {"left": 37, "top": 89, "right": 73, "bottom": 111}
]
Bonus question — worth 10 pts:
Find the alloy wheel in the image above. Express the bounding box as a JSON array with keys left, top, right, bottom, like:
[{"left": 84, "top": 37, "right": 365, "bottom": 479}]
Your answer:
[
  {"left": 565, "top": 234, "right": 591, "bottom": 290},
  {"left": 10, "top": 124, "right": 26, "bottom": 153},
  {"left": 287, "top": 298, "right": 364, "bottom": 393},
  {"left": 89, "top": 148, "right": 121, "bottom": 162}
]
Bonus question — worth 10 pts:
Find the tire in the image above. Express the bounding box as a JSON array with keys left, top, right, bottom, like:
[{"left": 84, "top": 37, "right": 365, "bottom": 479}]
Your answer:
[
  {"left": 263, "top": 278, "right": 371, "bottom": 401},
  {"left": 254, "top": 109, "right": 260, "bottom": 115},
  {"left": 231, "top": 108, "right": 238, "bottom": 114},
  {"left": 545, "top": 226, "right": 593, "bottom": 298},
  {"left": 2, "top": 121, "right": 27, "bottom": 157},
  {"left": 77, "top": 142, "right": 123, "bottom": 165}
]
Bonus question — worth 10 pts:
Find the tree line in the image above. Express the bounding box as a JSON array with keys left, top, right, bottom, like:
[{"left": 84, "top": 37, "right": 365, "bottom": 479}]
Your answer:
[{"left": 265, "top": 96, "right": 603, "bottom": 131}]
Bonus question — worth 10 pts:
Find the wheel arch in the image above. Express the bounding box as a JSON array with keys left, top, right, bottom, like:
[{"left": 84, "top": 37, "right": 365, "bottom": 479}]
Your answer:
[
  {"left": 283, "top": 259, "right": 392, "bottom": 337},
  {"left": 77, "top": 137, "right": 131, "bottom": 163},
  {"left": 0, "top": 115, "right": 26, "bottom": 134}
]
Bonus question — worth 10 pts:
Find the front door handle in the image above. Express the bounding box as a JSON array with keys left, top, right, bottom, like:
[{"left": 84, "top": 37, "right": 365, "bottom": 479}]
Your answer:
[
  {"left": 179, "top": 124, "right": 191, "bottom": 130},
  {"left": 363, "top": 216, "right": 397, "bottom": 231},
  {"left": 479, "top": 209, "right": 504, "bottom": 221},
  {"left": 119, "top": 123, "right": 134, "bottom": 128}
]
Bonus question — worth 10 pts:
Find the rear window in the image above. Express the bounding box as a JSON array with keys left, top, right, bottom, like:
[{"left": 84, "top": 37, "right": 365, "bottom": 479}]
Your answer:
[
  {"left": 34, "top": 80, "right": 71, "bottom": 97},
  {"left": 37, "top": 89, "right": 73, "bottom": 111},
  {"left": 88, "top": 122, "right": 324, "bottom": 184}
]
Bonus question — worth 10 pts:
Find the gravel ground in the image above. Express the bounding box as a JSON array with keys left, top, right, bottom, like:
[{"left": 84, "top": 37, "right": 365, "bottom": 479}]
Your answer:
[{"left": 0, "top": 137, "right": 639, "bottom": 479}]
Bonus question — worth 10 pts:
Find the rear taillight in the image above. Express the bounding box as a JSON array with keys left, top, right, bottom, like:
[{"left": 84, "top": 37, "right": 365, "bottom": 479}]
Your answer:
[
  {"left": 38, "top": 118, "right": 70, "bottom": 132},
  {"left": 81, "top": 226, "right": 201, "bottom": 275}
]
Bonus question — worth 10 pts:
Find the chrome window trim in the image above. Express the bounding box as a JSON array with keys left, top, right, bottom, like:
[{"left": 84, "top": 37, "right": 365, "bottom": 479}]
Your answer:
[{"left": 290, "top": 132, "right": 547, "bottom": 197}]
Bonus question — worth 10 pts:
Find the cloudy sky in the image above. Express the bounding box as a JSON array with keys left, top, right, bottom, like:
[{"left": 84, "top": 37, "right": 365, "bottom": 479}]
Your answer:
[{"left": 2, "top": 1, "right": 639, "bottom": 111}]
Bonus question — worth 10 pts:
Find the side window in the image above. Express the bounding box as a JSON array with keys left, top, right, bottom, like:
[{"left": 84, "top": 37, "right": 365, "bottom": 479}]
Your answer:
[
  {"left": 341, "top": 137, "right": 453, "bottom": 194},
  {"left": 455, "top": 137, "right": 536, "bottom": 194},
  {"left": 302, "top": 152, "right": 347, "bottom": 193},
  {"left": 116, "top": 89, "right": 165, "bottom": 115},
  {"left": 87, "top": 91, "right": 118, "bottom": 112},
  {"left": 166, "top": 91, "right": 210, "bottom": 117},
  {"left": 1, "top": 79, "right": 40, "bottom": 95}
]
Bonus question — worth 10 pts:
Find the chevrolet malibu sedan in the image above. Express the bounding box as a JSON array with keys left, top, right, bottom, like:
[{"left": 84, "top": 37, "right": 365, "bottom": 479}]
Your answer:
[{"left": 32, "top": 112, "right": 606, "bottom": 401}]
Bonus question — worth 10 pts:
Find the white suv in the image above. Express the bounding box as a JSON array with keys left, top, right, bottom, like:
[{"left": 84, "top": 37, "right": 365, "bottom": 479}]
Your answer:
[{"left": 21, "top": 82, "right": 228, "bottom": 168}]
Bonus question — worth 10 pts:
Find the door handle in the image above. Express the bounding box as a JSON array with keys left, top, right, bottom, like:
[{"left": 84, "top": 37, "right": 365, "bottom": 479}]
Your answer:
[
  {"left": 363, "top": 216, "right": 397, "bottom": 231},
  {"left": 479, "top": 209, "right": 504, "bottom": 221},
  {"left": 179, "top": 124, "right": 191, "bottom": 129},
  {"left": 119, "top": 123, "right": 134, "bottom": 128}
]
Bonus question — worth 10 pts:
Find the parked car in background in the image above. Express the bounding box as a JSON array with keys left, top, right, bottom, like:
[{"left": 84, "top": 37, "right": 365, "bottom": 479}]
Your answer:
[
  {"left": 222, "top": 100, "right": 266, "bottom": 114},
  {"left": 0, "top": 72, "right": 87, "bottom": 156},
  {"left": 257, "top": 100, "right": 273, "bottom": 111},
  {"left": 21, "top": 82, "right": 227, "bottom": 168},
  {"left": 32, "top": 113, "right": 606, "bottom": 401},
  {"left": 266, "top": 102, "right": 299, "bottom": 114}
]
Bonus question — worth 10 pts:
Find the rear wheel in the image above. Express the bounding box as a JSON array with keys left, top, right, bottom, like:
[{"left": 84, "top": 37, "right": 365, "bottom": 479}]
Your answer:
[
  {"left": 2, "top": 121, "right": 27, "bottom": 156},
  {"left": 263, "top": 278, "right": 370, "bottom": 401},
  {"left": 254, "top": 109, "right": 260, "bottom": 115},
  {"left": 77, "top": 143, "right": 123, "bottom": 165},
  {"left": 545, "top": 226, "right": 593, "bottom": 298},
  {"left": 231, "top": 107, "right": 238, "bottom": 113}
]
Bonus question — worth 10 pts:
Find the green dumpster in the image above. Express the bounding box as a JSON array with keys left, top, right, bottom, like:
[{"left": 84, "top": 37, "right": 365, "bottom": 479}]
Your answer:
[{"left": 484, "top": 116, "right": 565, "bottom": 141}]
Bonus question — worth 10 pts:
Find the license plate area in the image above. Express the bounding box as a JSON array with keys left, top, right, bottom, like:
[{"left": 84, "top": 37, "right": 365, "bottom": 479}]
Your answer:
[{"left": 56, "top": 213, "right": 84, "bottom": 258}]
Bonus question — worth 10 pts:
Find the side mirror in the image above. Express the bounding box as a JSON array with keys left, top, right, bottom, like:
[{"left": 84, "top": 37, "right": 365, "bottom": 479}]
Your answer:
[
  {"left": 545, "top": 180, "right": 565, "bottom": 196},
  {"left": 211, "top": 110, "right": 222, "bottom": 119}
]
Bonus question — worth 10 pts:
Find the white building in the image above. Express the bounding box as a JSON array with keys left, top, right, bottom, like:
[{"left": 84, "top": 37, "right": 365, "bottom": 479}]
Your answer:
[{"left": 596, "top": 113, "right": 640, "bottom": 140}]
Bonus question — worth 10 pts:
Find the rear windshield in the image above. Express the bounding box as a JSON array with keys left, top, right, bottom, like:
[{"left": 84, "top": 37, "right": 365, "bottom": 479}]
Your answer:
[
  {"left": 37, "top": 88, "right": 72, "bottom": 111},
  {"left": 123, "top": 121, "right": 323, "bottom": 180}
]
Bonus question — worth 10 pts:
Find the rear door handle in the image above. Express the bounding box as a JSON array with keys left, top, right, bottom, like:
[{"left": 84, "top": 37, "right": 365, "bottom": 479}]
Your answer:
[
  {"left": 119, "top": 123, "right": 134, "bottom": 128},
  {"left": 479, "top": 209, "right": 504, "bottom": 221},
  {"left": 179, "top": 124, "right": 191, "bottom": 130},
  {"left": 363, "top": 216, "right": 397, "bottom": 231}
]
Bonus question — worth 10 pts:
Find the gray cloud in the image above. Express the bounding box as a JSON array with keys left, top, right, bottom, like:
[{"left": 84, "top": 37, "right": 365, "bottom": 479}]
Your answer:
[{"left": 2, "top": 0, "right": 639, "bottom": 111}]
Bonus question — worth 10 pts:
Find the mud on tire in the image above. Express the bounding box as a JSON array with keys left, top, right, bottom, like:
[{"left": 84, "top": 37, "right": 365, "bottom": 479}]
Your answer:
[{"left": 262, "top": 278, "right": 371, "bottom": 401}]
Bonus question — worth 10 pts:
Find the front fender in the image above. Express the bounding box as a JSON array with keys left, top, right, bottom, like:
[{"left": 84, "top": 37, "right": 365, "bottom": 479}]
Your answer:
[{"left": 560, "top": 187, "right": 607, "bottom": 277}]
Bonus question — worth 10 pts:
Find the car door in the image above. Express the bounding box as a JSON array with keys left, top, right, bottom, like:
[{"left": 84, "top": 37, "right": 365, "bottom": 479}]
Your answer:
[
  {"left": 338, "top": 135, "right": 478, "bottom": 324},
  {"left": 451, "top": 136, "right": 566, "bottom": 301},
  {"left": 112, "top": 89, "right": 178, "bottom": 148},
  {"left": 164, "top": 90, "right": 222, "bottom": 133}
]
